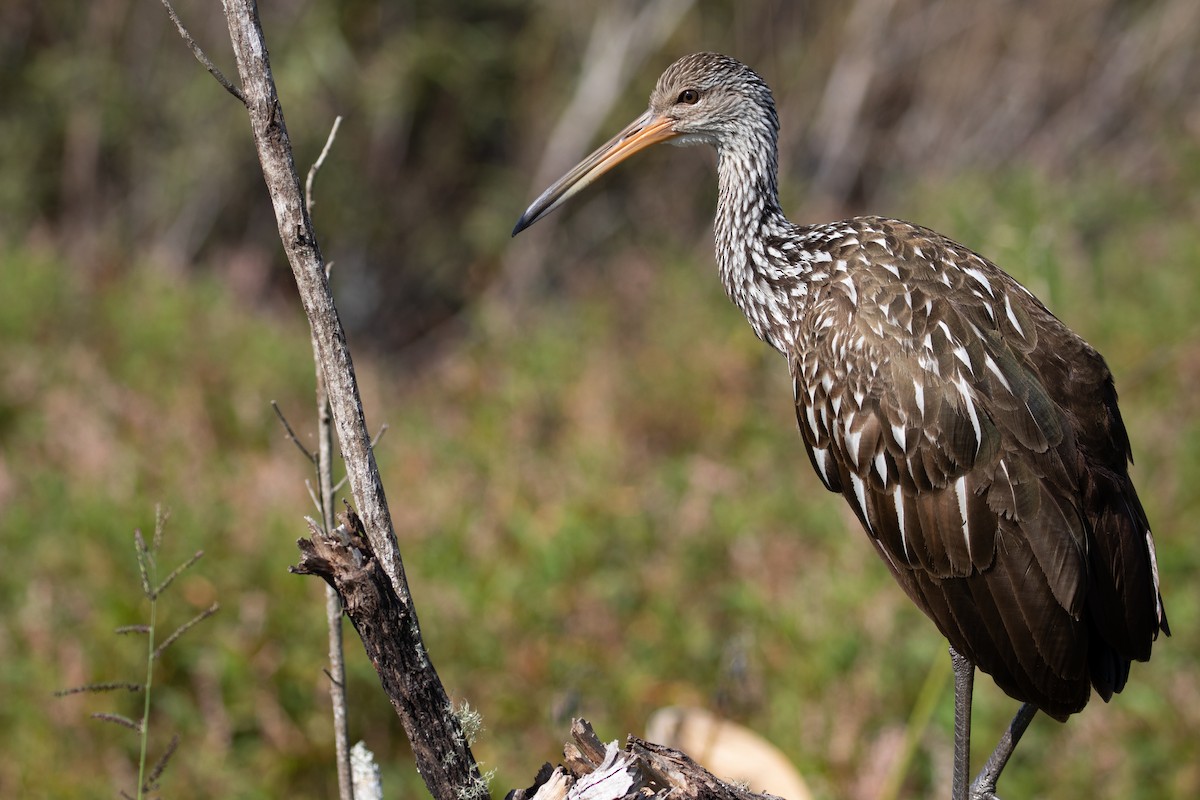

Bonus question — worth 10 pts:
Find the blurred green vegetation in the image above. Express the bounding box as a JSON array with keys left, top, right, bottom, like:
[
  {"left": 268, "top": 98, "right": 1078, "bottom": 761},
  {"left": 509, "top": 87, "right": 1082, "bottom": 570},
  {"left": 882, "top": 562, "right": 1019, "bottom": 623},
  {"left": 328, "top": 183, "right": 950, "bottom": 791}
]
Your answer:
[{"left": 2, "top": 1, "right": 1198, "bottom": 799}]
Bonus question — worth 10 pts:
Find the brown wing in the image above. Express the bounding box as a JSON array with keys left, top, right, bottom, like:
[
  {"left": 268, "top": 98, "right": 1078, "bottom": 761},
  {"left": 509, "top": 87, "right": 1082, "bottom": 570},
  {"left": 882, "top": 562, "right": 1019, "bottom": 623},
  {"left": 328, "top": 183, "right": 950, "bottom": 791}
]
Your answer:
[
  {"left": 1013, "top": 284, "right": 1170, "bottom": 697},
  {"left": 790, "top": 218, "right": 1166, "bottom": 718}
]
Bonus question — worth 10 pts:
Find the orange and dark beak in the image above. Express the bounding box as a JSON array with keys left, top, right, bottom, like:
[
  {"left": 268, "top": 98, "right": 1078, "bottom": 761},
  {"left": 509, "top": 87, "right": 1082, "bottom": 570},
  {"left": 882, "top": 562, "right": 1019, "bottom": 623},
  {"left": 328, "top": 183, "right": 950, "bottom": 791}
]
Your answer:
[{"left": 512, "top": 110, "right": 679, "bottom": 236}]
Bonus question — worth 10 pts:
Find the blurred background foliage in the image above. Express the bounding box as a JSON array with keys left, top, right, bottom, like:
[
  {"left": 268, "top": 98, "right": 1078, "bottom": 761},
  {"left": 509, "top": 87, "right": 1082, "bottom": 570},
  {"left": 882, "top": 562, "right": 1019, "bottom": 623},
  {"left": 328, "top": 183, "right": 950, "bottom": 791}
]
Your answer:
[{"left": 1, "top": 0, "right": 1198, "bottom": 798}]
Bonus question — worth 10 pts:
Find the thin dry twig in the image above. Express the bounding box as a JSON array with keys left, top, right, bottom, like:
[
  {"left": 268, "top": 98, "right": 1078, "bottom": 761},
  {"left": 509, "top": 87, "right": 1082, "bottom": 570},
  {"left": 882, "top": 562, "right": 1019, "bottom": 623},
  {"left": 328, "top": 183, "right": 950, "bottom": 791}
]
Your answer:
[
  {"left": 306, "top": 115, "right": 344, "bottom": 216},
  {"left": 158, "top": 0, "right": 246, "bottom": 104},
  {"left": 272, "top": 400, "right": 317, "bottom": 464},
  {"left": 304, "top": 478, "right": 324, "bottom": 517},
  {"left": 307, "top": 111, "right": 355, "bottom": 800},
  {"left": 370, "top": 423, "right": 388, "bottom": 448}
]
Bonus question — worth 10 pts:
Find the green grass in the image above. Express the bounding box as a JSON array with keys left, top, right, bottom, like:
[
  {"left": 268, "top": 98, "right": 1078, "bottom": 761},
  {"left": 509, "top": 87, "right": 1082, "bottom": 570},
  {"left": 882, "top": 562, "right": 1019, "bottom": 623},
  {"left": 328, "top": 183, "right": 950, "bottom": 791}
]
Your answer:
[{"left": 3, "top": 155, "right": 1199, "bottom": 798}]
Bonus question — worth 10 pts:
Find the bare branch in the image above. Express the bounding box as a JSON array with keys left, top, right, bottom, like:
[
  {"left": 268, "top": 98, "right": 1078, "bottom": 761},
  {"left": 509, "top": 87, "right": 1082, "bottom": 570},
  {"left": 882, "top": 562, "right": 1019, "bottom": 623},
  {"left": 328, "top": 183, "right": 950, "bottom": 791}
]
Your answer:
[
  {"left": 292, "top": 511, "right": 481, "bottom": 800},
  {"left": 304, "top": 478, "right": 324, "bottom": 518},
  {"left": 272, "top": 401, "right": 317, "bottom": 464},
  {"left": 307, "top": 111, "right": 354, "bottom": 800},
  {"left": 158, "top": 0, "right": 247, "bottom": 105},
  {"left": 370, "top": 423, "right": 389, "bottom": 449},
  {"left": 306, "top": 115, "right": 344, "bottom": 216},
  {"left": 217, "top": 3, "right": 479, "bottom": 797}
]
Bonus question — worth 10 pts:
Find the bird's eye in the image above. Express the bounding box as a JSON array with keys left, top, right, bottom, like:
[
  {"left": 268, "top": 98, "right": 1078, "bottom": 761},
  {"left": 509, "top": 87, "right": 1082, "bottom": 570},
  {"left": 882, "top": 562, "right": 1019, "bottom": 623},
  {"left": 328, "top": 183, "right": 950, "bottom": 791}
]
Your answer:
[{"left": 677, "top": 89, "right": 700, "bottom": 105}]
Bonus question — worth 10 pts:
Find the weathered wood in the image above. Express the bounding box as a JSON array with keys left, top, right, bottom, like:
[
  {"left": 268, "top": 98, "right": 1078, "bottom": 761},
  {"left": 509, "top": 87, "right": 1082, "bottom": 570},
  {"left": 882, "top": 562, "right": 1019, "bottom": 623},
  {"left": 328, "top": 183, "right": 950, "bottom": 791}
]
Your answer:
[
  {"left": 506, "top": 719, "right": 788, "bottom": 800},
  {"left": 292, "top": 508, "right": 483, "bottom": 800}
]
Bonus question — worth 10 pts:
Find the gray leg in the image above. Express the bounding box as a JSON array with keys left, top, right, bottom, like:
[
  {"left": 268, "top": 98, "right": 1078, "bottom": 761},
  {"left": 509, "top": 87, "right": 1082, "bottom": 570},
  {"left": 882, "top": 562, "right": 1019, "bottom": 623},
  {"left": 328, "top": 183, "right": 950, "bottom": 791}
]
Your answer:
[
  {"left": 969, "top": 702, "right": 1038, "bottom": 800},
  {"left": 950, "top": 646, "right": 975, "bottom": 800}
]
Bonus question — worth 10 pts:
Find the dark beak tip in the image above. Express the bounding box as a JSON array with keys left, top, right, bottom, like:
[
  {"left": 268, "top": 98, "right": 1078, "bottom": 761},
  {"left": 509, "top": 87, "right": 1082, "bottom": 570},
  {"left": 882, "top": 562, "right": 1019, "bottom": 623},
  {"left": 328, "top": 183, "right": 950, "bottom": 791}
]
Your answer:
[{"left": 511, "top": 209, "right": 539, "bottom": 238}]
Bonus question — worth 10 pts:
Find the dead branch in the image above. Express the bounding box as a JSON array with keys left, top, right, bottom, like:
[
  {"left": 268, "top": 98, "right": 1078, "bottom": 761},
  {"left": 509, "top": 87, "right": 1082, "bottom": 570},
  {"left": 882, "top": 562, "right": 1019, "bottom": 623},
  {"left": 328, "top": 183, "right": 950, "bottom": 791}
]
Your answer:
[
  {"left": 157, "top": 0, "right": 246, "bottom": 104},
  {"left": 304, "top": 112, "right": 354, "bottom": 800},
  {"left": 507, "top": 719, "right": 787, "bottom": 800},
  {"left": 293, "top": 525, "right": 791, "bottom": 800},
  {"left": 213, "top": 2, "right": 481, "bottom": 798},
  {"left": 292, "top": 510, "right": 485, "bottom": 800}
]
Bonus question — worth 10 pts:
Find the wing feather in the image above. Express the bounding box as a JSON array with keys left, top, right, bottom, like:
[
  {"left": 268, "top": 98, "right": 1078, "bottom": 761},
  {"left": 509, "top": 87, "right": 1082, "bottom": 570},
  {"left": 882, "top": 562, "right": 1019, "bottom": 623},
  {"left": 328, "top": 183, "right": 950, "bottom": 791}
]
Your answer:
[{"left": 788, "top": 217, "right": 1166, "bottom": 714}]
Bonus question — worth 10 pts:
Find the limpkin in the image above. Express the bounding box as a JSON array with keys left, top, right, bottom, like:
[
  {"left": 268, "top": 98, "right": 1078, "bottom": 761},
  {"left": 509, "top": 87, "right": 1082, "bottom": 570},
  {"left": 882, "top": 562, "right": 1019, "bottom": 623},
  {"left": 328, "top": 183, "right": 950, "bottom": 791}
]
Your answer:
[{"left": 512, "top": 52, "right": 1168, "bottom": 799}]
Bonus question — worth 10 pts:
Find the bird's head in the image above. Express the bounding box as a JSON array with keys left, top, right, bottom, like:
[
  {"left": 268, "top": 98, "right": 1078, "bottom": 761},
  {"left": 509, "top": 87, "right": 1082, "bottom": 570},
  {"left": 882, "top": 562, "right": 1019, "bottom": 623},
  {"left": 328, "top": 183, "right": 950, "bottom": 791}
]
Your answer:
[
  {"left": 512, "top": 52, "right": 776, "bottom": 236},
  {"left": 647, "top": 52, "right": 777, "bottom": 148}
]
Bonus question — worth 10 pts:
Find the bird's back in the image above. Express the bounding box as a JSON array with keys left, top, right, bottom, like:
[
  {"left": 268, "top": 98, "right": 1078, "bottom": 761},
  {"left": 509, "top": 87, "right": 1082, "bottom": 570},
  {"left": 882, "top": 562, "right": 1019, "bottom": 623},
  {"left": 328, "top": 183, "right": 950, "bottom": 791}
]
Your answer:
[{"left": 786, "top": 216, "right": 1167, "bottom": 719}]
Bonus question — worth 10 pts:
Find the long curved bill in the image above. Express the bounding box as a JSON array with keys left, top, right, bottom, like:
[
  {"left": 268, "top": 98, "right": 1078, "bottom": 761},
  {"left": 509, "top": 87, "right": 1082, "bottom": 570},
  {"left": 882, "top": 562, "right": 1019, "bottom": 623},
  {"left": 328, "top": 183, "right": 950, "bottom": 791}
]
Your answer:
[{"left": 512, "top": 110, "right": 678, "bottom": 236}]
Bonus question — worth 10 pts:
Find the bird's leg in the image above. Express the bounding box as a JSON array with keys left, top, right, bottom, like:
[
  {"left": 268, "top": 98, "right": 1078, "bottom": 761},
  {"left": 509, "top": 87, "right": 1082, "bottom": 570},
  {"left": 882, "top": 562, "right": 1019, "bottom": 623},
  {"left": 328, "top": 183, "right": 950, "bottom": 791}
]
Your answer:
[
  {"left": 950, "top": 646, "right": 975, "bottom": 800},
  {"left": 968, "top": 702, "right": 1038, "bottom": 800}
]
